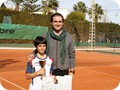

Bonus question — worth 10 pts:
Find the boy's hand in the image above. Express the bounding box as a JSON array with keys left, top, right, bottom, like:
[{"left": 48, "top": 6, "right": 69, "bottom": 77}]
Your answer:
[
  {"left": 54, "top": 76, "right": 58, "bottom": 84},
  {"left": 37, "top": 68, "right": 45, "bottom": 76}
]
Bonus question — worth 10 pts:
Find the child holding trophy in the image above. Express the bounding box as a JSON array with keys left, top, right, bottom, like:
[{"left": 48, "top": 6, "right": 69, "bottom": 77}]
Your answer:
[{"left": 25, "top": 36, "right": 54, "bottom": 90}]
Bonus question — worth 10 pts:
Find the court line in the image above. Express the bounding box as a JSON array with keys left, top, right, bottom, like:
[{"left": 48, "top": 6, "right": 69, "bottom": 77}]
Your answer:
[
  {"left": 0, "top": 47, "right": 35, "bottom": 50},
  {"left": 75, "top": 48, "right": 120, "bottom": 51},
  {"left": 0, "top": 77, "right": 26, "bottom": 90},
  {"left": 0, "top": 47, "right": 120, "bottom": 51},
  {"left": 76, "top": 67, "right": 120, "bottom": 79}
]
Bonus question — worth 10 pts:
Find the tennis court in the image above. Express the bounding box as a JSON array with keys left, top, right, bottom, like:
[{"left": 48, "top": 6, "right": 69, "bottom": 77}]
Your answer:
[{"left": 0, "top": 48, "right": 120, "bottom": 90}]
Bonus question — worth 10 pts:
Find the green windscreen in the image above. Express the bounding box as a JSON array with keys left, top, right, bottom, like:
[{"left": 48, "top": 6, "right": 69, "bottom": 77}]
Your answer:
[{"left": 0, "top": 23, "right": 48, "bottom": 40}]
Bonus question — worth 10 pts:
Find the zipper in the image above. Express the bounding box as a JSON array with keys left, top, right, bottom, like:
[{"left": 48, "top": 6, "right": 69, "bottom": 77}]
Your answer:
[{"left": 56, "top": 40, "right": 58, "bottom": 68}]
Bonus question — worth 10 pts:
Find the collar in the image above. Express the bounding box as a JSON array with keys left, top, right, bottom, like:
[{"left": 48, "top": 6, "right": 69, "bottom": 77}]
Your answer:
[{"left": 53, "top": 30, "right": 62, "bottom": 36}]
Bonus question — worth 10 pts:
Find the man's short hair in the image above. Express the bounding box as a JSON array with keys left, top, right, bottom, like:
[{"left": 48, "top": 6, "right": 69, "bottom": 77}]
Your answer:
[{"left": 50, "top": 13, "right": 64, "bottom": 22}]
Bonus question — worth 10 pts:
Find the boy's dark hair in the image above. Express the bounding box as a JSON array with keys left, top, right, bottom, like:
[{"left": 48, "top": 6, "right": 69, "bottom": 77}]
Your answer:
[
  {"left": 50, "top": 13, "right": 64, "bottom": 22},
  {"left": 33, "top": 36, "right": 47, "bottom": 48}
]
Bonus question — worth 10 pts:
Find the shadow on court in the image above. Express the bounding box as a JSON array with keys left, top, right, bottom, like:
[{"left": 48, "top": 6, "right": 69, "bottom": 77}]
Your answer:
[{"left": 0, "top": 59, "right": 19, "bottom": 69}]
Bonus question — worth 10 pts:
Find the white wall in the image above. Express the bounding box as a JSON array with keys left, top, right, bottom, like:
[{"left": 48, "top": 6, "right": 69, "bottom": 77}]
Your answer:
[{"left": 57, "top": 8, "right": 68, "bottom": 19}]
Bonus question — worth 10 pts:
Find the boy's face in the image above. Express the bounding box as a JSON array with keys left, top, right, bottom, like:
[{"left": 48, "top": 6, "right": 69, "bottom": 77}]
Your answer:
[{"left": 36, "top": 44, "right": 46, "bottom": 55}]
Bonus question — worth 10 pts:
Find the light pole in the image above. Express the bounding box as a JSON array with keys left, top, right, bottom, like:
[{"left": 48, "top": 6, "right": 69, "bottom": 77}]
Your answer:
[{"left": 89, "top": 0, "right": 96, "bottom": 51}]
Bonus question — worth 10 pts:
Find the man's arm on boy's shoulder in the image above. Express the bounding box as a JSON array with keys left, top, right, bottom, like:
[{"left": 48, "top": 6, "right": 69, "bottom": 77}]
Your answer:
[{"left": 27, "top": 50, "right": 36, "bottom": 61}]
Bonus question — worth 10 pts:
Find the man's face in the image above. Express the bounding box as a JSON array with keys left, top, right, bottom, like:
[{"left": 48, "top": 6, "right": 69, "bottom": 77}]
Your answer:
[{"left": 51, "top": 16, "right": 64, "bottom": 31}]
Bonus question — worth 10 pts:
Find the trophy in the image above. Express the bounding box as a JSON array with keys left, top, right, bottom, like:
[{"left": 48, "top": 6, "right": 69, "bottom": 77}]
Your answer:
[
  {"left": 39, "top": 60, "right": 46, "bottom": 80},
  {"left": 39, "top": 60, "right": 46, "bottom": 68}
]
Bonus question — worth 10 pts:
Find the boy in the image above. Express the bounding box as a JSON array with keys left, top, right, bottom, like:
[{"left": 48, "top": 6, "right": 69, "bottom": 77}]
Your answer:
[{"left": 25, "top": 36, "right": 53, "bottom": 90}]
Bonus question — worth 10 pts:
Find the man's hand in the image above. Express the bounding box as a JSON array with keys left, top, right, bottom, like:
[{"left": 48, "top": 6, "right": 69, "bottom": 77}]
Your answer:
[
  {"left": 69, "top": 72, "right": 74, "bottom": 76},
  {"left": 68, "top": 68, "right": 75, "bottom": 77},
  {"left": 27, "top": 54, "right": 34, "bottom": 61}
]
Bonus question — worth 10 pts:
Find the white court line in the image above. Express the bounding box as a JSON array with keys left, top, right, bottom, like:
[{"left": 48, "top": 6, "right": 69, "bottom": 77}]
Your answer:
[
  {"left": 0, "top": 47, "right": 120, "bottom": 51},
  {"left": 0, "top": 77, "right": 26, "bottom": 90},
  {"left": 75, "top": 48, "right": 120, "bottom": 51},
  {"left": 0, "top": 47, "right": 35, "bottom": 50},
  {"left": 76, "top": 67, "right": 120, "bottom": 79}
]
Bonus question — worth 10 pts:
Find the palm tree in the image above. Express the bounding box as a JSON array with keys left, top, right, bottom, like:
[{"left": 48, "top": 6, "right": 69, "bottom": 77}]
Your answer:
[
  {"left": 73, "top": 1, "right": 87, "bottom": 13},
  {"left": 40, "top": 0, "right": 59, "bottom": 15},
  {"left": 7, "top": 0, "right": 23, "bottom": 11},
  {"left": 21, "top": 0, "right": 41, "bottom": 12},
  {"left": 88, "top": 3, "right": 103, "bottom": 22}
]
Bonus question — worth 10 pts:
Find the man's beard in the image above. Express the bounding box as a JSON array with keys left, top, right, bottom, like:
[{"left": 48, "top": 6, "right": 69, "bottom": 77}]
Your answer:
[{"left": 52, "top": 26, "right": 63, "bottom": 32}]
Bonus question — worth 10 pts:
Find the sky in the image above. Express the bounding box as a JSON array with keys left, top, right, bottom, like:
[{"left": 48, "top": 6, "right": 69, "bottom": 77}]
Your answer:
[
  {"left": 0, "top": 0, "right": 120, "bottom": 24},
  {"left": 58, "top": 0, "right": 120, "bottom": 24}
]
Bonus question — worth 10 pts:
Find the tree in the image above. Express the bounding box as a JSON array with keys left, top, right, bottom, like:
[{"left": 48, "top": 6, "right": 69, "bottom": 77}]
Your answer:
[
  {"left": 40, "top": 0, "right": 59, "bottom": 15},
  {"left": 66, "top": 11, "right": 86, "bottom": 42},
  {"left": 66, "top": 11, "right": 85, "bottom": 21},
  {"left": 7, "top": 0, "right": 23, "bottom": 11},
  {"left": 73, "top": 1, "right": 87, "bottom": 13},
  {"left": 88, "top": 3, "right": 103, "bottom": 22},
  {"left": 21, "top": 0, "right": 41, "bottom": 12}
]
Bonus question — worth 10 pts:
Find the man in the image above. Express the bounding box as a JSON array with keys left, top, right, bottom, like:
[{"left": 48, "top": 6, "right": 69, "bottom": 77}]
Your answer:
[{"left": 29, "top": 13, "right": 75, "bottom": 76}]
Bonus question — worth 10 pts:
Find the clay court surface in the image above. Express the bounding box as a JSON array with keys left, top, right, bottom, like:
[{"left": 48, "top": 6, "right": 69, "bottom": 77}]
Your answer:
[{"left": 0, "top": 49, "right": 120, "bottom": 90}]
